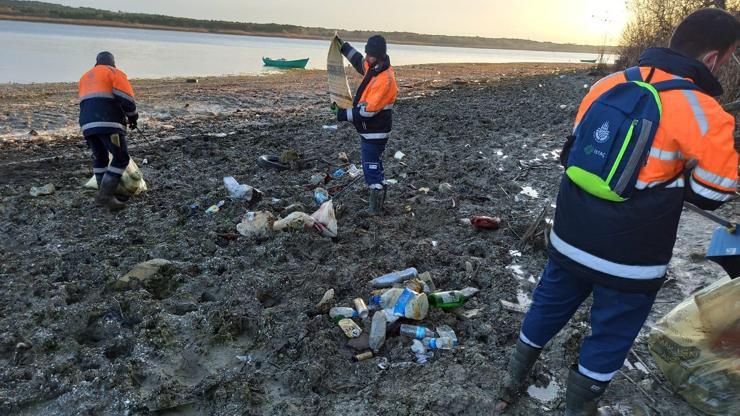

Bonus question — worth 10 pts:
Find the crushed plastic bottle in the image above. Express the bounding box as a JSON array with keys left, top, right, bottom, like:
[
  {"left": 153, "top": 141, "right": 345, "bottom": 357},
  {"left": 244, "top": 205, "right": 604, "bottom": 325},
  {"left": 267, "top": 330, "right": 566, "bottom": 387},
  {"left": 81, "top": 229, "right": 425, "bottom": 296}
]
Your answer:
[
  {"left": 370, "top": 268, "right": 419, "bottom": 288},
  {"left": 309, "top": 174, "right": 325, "bottom": 185},
  {"left": 329, "top": 307, "right": 358, "bottom": 322},
  {"left": 368, "top": 287, "right": 429, "bottom": 320},
  {"left": 400, "top": 324, "right": 435, "bottom": 340},
  {"left": 436, "top": 325, "right": 458, "bottom": 346},
  {"left": 368, "top": 311, "right": 387, "bottom": 352},
  {"left": 423, "top": 337, "right": 455, "bottom": 350},
  {"left": 411, "top": 339, "right": 432, "bottom": 363},
  {"left": 428, "top": 287, "right": 480, "bottom": 309}
]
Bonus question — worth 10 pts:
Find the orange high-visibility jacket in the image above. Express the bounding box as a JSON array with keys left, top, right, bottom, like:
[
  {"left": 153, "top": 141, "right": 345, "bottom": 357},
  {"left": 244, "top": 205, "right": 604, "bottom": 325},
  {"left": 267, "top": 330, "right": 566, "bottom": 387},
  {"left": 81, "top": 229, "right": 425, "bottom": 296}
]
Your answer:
[
  {"left": 574, "top": 67, "right": 737, "bottom": 201},
  {"left": 550, "top": 47, "right": 737, "bottom": 293},
  {"left": 337, "top": 42, "right": 397, "bottom": 142},
  {"left": 78, "top": 65, "right": 137, "bottom": 137}
]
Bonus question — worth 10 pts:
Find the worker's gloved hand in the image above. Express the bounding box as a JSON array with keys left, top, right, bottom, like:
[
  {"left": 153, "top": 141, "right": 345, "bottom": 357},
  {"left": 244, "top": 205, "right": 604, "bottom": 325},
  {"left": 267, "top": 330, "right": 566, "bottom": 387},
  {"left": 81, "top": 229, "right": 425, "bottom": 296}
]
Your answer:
[
  {"left": 330, "top": 103, "right": 339, "bottom": 116},
  {"left": 127, "top": 113, "right": 139, "bottom": 130}
]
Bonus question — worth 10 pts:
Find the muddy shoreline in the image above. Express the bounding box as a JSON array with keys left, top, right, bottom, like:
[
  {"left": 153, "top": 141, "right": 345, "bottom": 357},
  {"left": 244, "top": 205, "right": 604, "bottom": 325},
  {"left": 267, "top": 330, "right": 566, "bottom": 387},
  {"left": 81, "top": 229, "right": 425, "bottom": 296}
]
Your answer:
[{"left": 0, "top": 63, "right": 736, "bottom": 415}]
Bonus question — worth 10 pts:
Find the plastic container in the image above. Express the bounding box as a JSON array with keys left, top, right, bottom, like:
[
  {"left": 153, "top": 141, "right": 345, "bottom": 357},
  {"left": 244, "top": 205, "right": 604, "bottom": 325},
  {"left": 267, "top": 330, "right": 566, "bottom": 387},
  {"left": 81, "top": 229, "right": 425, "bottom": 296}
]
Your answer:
[
  {"left": 370, "top": 267, "right": 418, "bottom": 288},
  {"left": 368, "top": 287, "right": 428, "bottom": 320},
  {"left": 329, "top": 307, "right": 358, "bottom": 322},
  {"left": 423, "top": 337, "right": 455, "bottom": 350},
  {"left": 368, "top": 311, "right": 387, "bottom": 352}
]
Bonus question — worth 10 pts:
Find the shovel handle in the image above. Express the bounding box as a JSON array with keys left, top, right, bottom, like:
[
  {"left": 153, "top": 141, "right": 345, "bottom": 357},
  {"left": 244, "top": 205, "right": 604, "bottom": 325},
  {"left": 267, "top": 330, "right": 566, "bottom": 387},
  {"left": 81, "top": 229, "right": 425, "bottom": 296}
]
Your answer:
[{"left": 684, "top": 202, "right": 736, "bottom": 231}]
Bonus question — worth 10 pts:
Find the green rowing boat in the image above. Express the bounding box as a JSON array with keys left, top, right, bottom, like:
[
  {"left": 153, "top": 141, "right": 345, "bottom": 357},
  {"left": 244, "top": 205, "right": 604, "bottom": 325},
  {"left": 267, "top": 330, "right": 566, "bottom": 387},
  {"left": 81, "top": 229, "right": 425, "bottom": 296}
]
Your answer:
[{"left": 262, "top": 57, "right": 309, "bottom": 69}]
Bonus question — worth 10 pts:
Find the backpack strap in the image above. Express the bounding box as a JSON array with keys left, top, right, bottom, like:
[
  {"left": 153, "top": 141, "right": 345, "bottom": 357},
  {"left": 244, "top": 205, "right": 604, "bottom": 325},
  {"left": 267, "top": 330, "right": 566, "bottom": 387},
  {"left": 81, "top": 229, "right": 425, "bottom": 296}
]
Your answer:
[
  {"left": 624, "top": 66, "right": 643, "bottom": 82},
  {"left": 652, "top": 79, "right": 701, "bottom": 92}
]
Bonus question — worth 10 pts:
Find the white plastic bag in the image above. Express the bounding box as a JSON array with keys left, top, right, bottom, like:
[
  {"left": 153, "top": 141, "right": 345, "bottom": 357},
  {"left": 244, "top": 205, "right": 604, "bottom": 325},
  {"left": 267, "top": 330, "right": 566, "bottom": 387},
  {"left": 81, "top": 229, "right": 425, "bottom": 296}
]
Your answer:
[{"left": 84, "top": 157, "right": 147, "bottom": 196}]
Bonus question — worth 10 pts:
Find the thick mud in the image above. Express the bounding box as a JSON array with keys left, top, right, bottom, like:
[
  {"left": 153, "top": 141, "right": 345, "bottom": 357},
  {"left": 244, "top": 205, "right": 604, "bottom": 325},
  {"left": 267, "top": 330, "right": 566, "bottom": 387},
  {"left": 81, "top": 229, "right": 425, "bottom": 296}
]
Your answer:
[{"left": 0, "top": 63, "right": 737, "bottom": 415}]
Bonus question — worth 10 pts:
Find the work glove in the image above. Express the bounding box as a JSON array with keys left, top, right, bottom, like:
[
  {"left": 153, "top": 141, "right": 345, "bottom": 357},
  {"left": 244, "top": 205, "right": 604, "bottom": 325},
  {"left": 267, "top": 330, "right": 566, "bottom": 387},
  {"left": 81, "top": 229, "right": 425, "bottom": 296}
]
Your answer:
[
  {"left": 127, "top": 113, "right": 139, "bottom": 130},
  {"left": 330, "top": 102, "right": 339, "bottom": 116}
]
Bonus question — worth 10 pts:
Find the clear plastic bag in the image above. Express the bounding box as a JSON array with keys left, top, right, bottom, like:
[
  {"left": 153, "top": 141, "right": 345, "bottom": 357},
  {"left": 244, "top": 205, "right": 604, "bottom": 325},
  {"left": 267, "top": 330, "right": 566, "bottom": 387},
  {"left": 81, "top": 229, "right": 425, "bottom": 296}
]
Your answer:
[{"left": 648, "top": 276, "right": 739, "bottom": 415}]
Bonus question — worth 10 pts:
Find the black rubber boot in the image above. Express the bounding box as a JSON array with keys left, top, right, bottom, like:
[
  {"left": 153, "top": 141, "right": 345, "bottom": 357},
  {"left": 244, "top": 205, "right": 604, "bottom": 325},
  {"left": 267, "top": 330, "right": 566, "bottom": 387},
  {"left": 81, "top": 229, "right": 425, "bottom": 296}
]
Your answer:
[
  {"left": 564, "top": 367, "right": 610, "bottom": 416},
  {"left": 496, "top": 339, "right": 543, "bottom": 409},
  {"left": 96, "top": 174, "right": 126, "bottom": 211},
  {"left": 368, "top": 188, "right": 382, "bottom": 215}
]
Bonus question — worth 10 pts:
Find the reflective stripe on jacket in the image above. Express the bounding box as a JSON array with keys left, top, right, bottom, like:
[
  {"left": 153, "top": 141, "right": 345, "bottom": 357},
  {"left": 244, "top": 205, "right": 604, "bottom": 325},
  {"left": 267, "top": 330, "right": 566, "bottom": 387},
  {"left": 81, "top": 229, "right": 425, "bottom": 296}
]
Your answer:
[
  {"left": 337, "top": 42, "right": 398, "bottom": 143},
  {"left": 78, "top": 65, "right": 137, "bottom": 137},
  {"left": 552, "top": 48, "right": 737, "bottom": 293}
]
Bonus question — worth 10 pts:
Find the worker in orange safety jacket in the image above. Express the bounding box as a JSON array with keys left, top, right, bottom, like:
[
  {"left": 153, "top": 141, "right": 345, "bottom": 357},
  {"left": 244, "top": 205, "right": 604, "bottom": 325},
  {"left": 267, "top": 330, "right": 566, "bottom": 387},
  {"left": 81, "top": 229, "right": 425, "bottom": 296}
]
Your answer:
[
  {"left": 332, "top": 35, "right": 398, "bottom": 215},
  {"left": 496, "top": 8, "right": 739, "bottom": 416},
  {"left": 78, "top": 51, "right": 138, "bottom": 211}
]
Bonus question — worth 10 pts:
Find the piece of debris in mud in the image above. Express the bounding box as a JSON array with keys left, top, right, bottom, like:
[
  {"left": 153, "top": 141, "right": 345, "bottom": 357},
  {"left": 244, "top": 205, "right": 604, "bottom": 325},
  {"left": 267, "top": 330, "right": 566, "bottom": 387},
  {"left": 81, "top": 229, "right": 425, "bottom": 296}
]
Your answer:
[
  {"left": 236, "top": 201, "right": 337, "bottom": 239},
  {"left": 470, "top": 215, "right": 501, "bottom": 230},
  {"left": 29, "top": 183, "right": 55, "bottom": 197},
  {"left": 394, "top": 151, "right": 406, "bottom": 161},
  {"left": 115, "top": 259, "right": 173, "bottom": 291},
  {"left": 520, "top": 186, "right": 539, "bottom": 198}
]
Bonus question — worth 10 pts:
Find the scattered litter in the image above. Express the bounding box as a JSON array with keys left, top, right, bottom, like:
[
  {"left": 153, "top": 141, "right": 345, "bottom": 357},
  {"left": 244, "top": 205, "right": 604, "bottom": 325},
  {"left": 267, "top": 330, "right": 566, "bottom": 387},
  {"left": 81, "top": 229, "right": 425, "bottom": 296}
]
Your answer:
[
  {"left": 314, "top": 187, "right": 329, "bottom": 205},
  {"left": 236, "top": 354, "right": 252, "bottom": 363},
  {"left": 458, "top": 308, "right": 481, "bottom": 319},
  {"left": 411, "top": 339, "right": 432, "bottom": 364},
  {"left": 500, "top": 299, "right": 528, "bottom": 314},
  {"left": 470, "top": 215, "right": 501, "bottom": 230},
  {"left": 369, "top": 287, "right": 429, "bottom": 320},
  {"left": 235, "top": 211, "right": 274, "bottom": 239},
  {"left": 370, "top": 267, "right": 418, "bottom": 288},
  {"left": 418, "top": 271, "right": 436, "bottom": 291},
  {"left": 207, "top": 132, "right": 228, "bottom": 138},
  {"left": 516, "top": 289, "right": 533, "bottom": 308},
  {"left": 418, "top": 187, "right": 430, "bottom": 194},
  {"left": 394, "top": 151, "right": 405, "bottom": 161},
  {"left": 322, "top": 124, "right": 338, "bottom": 130},
  {"left": 316, "top": 289, "right": 335, "bottom": 312},
  {"left": 185, "top": 78, "right": 199, "bottom": 83},
  {"left": 369, "top": 311, "right": 387, "bottom": 351},
  {"left": 400, "top": 324, "right": 435, "bottom": 340},
  {"left": 329, "top": 307, "right": 358, "bottom": 322},
  {"left": 438, "top": 182, "right": 453, "bottom": 194},
  {"left": 205, "top": 200, "right": 225, "bottom": 214},
  {"left": 431, "top": 241, "right": 438, "bottom": 248},
  {"left": 509, "top": 250, "right": 522, "bottom": 257},
  {"left": 383, "top": 179, "right": 398, "bottom": 185},
  {"left": 331, "top": 168, "right": 345, "bottom": 179},
  {"left": 353, "top": 298, "right": 369, "bottom": 319},
  {"left": 29, "top": 184, "right": 55, "bottom": 197},
  {"left": 223, "top": 176, "right": 261, "bottom": 201},
  {"left": 354, "top": 351, "right": 374, "bottom": 362},
  {"left": 583, "top": 84, "right": 589, "bottom": 89},
  {"left": 506, "top": 264, "right": 525, "bottom": 278},
  {"left": 84, "top": 158, "right": 147, "bottom": 196},
  {"left": 309, "top": 174, "right": 325, "bottom": 185},
  {"left": 338, "top": 318, "right": 362, "bottom": 338},
  {"left": 347, "top": 164, "right": 361, "bottom": 178},
  {"left": 428, "top": 287, "right": 479, "bottom": 309},
  {"left": 559, "top": 104, "right": 567, "bottom": 110},
  {"left": 115, "top": 259, "right": 172, "bottom": 290},
  {"left": 142, "top": 158, "right": 148, "bottom": 165},
  {"left": 377, "top": 357, "right": 389, "bottom": 370},
  {"left": 520, "top": 186, "right": 539, "bottom": 198},
  {"left": 338, "top": 152, "right": 349, "bottom": 163}
]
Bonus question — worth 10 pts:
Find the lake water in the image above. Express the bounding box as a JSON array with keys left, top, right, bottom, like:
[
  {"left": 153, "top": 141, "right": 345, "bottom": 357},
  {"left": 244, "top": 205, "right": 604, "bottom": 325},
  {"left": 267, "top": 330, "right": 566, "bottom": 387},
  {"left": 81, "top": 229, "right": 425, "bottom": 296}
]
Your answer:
[{"left": 0, "top": 20, "right": 611, "bottom": 84}]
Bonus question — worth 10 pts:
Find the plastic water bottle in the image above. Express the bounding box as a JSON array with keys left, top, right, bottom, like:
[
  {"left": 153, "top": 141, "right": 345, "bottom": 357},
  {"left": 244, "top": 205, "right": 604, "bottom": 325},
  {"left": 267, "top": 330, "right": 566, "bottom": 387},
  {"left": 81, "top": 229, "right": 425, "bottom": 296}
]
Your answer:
[
  {"left": 370, "top": 267, "right": 418, "bottom": 288},
  {"left": 331, "top": 168, "right": 346, "bottom": 178},
  {"left": 400, "top": 324, "right": 435, "bottom": 340},
  {"left": 436, "top": 325, "right": 458, "bottom": 346},
  {"left": 368, "top": 311, "right": 387, "bottom": 352},
  {"left": 368, "top": 288, "right": 429, "bottom": 320},
  {"left": 329, "top": 307, "right": 358, "bottom": 322},
  {"left": 428, "top": 287, "right": 480, "bottom": 309},
  {"left": 423, "top": 337, "right": 455, "bottom": 350}
]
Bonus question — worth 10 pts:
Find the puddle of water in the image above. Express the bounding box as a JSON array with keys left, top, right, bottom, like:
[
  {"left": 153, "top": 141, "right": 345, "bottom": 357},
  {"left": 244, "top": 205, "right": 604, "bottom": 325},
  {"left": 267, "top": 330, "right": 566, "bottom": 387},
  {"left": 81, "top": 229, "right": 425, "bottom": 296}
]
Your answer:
[{"left": 527, "top": 380, "right": 561, "bottom": 402}]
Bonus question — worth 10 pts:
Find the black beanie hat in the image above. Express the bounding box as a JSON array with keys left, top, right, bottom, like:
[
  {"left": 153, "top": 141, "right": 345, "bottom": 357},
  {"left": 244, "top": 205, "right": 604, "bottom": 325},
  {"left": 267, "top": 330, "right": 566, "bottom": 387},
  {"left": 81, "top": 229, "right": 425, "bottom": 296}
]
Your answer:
[
  {"left": 365, "top": 35, "right": 387, "bottom": 58},
  {"left": 96, "top": 51, "right": 116, "bottom": 67}
]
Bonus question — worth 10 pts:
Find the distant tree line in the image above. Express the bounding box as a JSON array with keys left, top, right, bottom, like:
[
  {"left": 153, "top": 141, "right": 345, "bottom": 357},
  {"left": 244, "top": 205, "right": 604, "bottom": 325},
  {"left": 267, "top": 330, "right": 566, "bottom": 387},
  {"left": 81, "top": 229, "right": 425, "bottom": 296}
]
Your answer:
[{"left": 0, "top": 0, "right": 608, "bottom": 53}]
